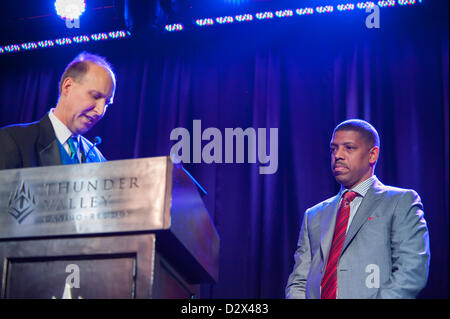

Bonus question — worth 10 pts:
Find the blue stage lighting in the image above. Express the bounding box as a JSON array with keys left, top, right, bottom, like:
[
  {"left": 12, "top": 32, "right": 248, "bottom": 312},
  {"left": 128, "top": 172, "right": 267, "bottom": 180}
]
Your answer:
[
  {"left": 196, "top": 18, "right": 215, "bottom": 27},
  {"left": 165, "top": 23, "right": 184, "bottom": 32},
  {"left": 0, "top": 30, "right": 131, "bottom": 55},
  {"left": 337, "top": 3, "right": 355, "bottom": 11},
  {"left": 54, "top": 0, "right": 86, "bottom": 20},
  {"left": 316, "top": 5, "right": 334, "bottom": 14},
  {"left": 235, "top": 14, "right": 253, "bottom": 22},
  {"left": 0, "top": 0, "right": 425, "bottom": 55},
  {"left": 224, "top": 0, "right": 249, "bottom": 5},
  {"left": 255, "top": 11, "right": 274, "bottom": 20},
  {"left": 216, "top": 16, "right": 234, "bottom": 24},
  {"left": 275, "top": 10, "right": 294, "bottom": 18}
]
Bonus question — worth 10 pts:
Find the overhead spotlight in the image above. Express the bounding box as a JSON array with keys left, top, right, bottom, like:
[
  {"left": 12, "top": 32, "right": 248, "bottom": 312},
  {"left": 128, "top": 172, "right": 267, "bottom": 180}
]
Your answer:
[{"left": 54, "top": 0, "right": 86, "bottom": 20}]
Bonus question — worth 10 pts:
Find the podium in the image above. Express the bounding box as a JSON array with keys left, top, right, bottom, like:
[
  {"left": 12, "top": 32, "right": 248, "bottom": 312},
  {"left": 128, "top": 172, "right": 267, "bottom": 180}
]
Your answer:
[{"left": 0, "top": 157, "right": 219, "bottom": 299}]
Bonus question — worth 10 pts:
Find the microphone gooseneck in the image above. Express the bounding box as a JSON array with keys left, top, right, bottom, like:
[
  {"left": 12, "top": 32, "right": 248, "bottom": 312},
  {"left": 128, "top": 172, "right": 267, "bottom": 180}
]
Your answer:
[{"left": 84, "top": 136, "right": 102, "bottom": 162}]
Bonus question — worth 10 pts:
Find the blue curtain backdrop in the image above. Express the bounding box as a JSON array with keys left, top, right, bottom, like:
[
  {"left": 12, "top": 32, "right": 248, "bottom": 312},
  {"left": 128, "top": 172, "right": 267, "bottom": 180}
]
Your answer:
[{"left": 0, "top": 5, "right": 448, "bottom": 298}]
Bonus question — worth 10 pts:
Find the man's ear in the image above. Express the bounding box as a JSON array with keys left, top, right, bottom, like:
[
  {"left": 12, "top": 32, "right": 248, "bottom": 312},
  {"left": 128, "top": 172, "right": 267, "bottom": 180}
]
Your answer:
[
  {"left": 369, "top": 146, "right": 379, "bottom": 166},
  {"left": 61, "top": 77, "right": 74, "bottom": 96}
]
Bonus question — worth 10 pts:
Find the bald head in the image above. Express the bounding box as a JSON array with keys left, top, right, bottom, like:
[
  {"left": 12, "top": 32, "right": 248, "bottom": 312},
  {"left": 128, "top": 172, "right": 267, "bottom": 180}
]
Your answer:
[{"left": 58, "top": 52, "right": 116, "bottom": 103}]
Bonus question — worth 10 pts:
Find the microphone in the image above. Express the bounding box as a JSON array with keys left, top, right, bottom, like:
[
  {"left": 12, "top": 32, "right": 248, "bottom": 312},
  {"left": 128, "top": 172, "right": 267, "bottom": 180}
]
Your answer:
[{"left": 84, "top": 136, "right": 102, "bottom": 163}]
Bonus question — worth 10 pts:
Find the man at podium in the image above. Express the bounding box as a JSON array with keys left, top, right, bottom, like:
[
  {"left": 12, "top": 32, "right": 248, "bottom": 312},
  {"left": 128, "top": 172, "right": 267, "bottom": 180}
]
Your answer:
[{"left": 0, "top": 52, "right": 115, "bottom": 170}]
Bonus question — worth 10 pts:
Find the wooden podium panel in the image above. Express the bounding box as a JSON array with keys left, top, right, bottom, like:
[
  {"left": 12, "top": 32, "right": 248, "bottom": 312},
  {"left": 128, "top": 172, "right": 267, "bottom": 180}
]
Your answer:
[
  {"left": 1, "top": 234, "right": 154, "bottom": 299},
  {"left": 152, "top": 252, "right": 200, "bottom": 299},
  {"left": 0, "top": 157, "right": 219, "bottom": 299},
  {"left": 7, "top": 256, "right": 136, "bottom": 299}
]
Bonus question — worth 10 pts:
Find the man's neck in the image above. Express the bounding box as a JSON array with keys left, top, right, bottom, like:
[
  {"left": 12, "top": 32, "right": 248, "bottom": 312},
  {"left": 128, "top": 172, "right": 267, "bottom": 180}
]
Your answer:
[
  {"left": 53, "top": 103, "right": 70, "bottom": 131},
  {"left": 342, "top": 173, "right": 375, "bottom": 191}
]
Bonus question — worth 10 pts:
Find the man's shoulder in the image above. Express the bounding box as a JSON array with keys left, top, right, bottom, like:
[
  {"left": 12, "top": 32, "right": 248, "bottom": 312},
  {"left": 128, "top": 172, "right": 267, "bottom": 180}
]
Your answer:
[
  {"left": 306, "top": 194, "right": 338, "bottom": 217},
  {"left": 1, "top": 114, "right": 53, "bottom": 143},
  {"left": 373, "top": 179, "right": 421, "bottom": 201},
  {"left": 1, "top": 118, "right": 42, "bottom": 138},
  {"left": 0, "top": 115, "right": 57, "bottom": 166},
  {"left": 2, "top": 119, "right": 39, "bottom": 130},
  {"left": 1, "top": 121, "right": 40, "bottom": 149}
]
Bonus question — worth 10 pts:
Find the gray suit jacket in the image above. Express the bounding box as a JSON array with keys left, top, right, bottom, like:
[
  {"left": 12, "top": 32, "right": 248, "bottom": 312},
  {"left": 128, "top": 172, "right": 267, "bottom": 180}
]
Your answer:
[
  {"left": 285, "top": 177, "right": 430, "bottom": 299},
  {"left": 0, "top": 113, "right": 106, "bottom": 170}
]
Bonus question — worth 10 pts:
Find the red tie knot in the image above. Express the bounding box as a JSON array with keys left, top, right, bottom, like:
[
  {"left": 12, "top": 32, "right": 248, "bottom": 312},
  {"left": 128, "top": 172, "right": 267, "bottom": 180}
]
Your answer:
[{"left": 343, "top": 191, "right": 358, "bottom": 203}]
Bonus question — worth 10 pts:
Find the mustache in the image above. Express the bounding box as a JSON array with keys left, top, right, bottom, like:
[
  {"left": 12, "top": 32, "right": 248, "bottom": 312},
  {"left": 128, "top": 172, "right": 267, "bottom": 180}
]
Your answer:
[{"left": 334, "top": 162, "right": 348, "bottom": 169}]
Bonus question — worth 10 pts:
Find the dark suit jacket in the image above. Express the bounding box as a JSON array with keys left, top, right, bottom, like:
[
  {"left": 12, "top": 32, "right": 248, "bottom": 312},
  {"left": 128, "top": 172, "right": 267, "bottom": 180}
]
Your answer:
[{"left": 0, "top": 113, "right": 106, "bottom": 170}]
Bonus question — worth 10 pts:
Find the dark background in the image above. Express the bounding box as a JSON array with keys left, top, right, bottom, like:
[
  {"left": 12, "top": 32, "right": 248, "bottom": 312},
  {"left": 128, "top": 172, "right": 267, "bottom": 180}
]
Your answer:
[{"left": 0, "top": 0, "right": 448, "bottom": 298}]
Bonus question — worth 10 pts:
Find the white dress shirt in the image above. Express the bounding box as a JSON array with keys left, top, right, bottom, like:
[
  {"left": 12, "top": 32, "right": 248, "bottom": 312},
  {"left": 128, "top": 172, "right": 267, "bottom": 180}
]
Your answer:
[
  {"left": 48, "top": 108, "right": 81, "bottom": 162},
  {"left": 336, "top": 175, "right": 377, "bottom": 233}
]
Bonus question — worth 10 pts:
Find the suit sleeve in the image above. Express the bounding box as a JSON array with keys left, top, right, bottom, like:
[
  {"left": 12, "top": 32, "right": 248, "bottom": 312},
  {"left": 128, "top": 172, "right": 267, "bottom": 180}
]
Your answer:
[
  {"left": 0, "top": 128, "right": 22, "bottom": 170},
  {"left": 285, "top": 210, "right": 312, "bottom": 299},
  {"left": 376, "top": 190, "right": 430, "bottom": 298}
]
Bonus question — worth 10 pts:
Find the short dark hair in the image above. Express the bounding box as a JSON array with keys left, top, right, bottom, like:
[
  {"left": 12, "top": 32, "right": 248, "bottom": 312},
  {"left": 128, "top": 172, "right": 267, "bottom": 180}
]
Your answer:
[
  {"left": 58, "top": 52, "right": 116, "bottom": 95},
  {"left": 333, "top": 119, "right": 380, "bottom": 149}
]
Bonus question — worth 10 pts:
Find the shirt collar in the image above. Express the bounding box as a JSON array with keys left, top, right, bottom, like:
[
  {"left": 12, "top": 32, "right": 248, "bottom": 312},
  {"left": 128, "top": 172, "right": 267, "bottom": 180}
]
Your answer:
[
  {"left": 338, "top": 175, "right": 377, "bottom": 199},
  {"left": 48, "top": 108, "right": 79, "bottom": 145}
]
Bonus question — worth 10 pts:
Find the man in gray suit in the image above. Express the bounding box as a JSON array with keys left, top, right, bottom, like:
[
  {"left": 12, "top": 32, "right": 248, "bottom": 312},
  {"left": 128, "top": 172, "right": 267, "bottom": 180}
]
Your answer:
[
  {"left": 0, "top": 52, "right": 114, "bottom": 169},
  {"left": 286, "top": 119, "right": 430, "bottom": 299}
]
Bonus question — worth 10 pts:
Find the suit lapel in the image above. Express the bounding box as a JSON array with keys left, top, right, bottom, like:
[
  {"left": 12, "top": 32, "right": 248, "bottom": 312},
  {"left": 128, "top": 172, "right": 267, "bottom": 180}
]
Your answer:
[
  {"left": 37, "top": 113, "right": 62, "bottom": 166},
  {"left": 341, "top": 179, "right": 385, "bottom": 255},
  {"left": 319, "top": 195, "right": 339, "bottom": 262},
  {"left": 39, "top": 139, "right": 62, "bottom": 166}
]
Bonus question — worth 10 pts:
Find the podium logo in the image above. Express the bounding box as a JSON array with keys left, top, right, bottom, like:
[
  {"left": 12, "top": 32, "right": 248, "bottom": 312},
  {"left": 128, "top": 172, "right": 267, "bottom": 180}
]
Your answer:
[{"left": 7, "top": 181, "right": 37, "bottom": 224}]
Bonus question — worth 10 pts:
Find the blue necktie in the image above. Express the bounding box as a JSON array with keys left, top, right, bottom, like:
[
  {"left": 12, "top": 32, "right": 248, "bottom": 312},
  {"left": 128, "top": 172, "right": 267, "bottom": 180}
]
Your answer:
[{"left": 67, "top": 136, "right": 79, "bottom": 164}]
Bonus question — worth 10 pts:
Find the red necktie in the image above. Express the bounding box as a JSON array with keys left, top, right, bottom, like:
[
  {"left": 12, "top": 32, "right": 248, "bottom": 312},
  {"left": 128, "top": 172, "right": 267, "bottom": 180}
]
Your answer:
[{"left": 321, "top": 191, "right": 358, "bottom": 299}]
